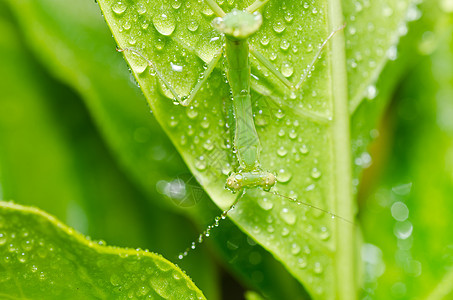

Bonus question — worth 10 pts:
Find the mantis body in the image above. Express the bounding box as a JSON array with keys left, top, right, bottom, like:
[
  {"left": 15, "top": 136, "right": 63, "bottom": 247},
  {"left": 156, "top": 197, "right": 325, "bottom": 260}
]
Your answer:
[{"left": 117, "top": 0, "right": 347, "bottom": 258}]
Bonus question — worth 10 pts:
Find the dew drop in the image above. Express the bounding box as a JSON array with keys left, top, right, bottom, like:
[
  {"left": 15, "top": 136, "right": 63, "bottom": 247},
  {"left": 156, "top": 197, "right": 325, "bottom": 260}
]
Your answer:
[
  {"left": 123, "top": 21, "right": 131, "bottom": 31},
  {"left": 387, "top": 45, "right": 398, "bottom": 61},
  {"left": 383, "top": 6, "right": 394, "bottom": 17},
  {"left": 274, "top": 109, "right": 285, "bottom": 119},
  {"left": 299, "top": 144, "right": 309, "bottom": 155},
  {"left": 180, "top": 134, "right": 187, "bottom": 145},
  {"left": 168, "top": 116, "right": 179, "bottom": 128},
  {"left": 112, "top": 1, "right": 127, "bottom": 14},
  {"left": 200, "top": 117, "right": 210, "bottom": 129},
  {"left": 257, "top": 197, "right": 274, "bottom": 211},
  {"left": 394, "top": 220, "right": 413, "bottom": 240},
  {"left": 280, "top": 39, "right": 290, "bottom": 51},
  {"left": 201, "top": 6, "right": 214, "bottom": 16},
  {"left": 355, "top": 2, "right": 363, "bottom": 12},
  {"left": 22, "top": 240, "right": 33, "bottom": 251},
  {"left": 18, "top": 252, "right": 27, "bottom": 263},
  {"left": 154, "top": 258, "right": 173, "bottom": 271},
  {"left": 222, "top": 164, "right": 232, "bottom": 176},
  {"left": 128, "top": 36, "right": 136, "bottom": 45},
  {"left": 273, "top": 21, "right": 286, "bottom": 33},
  {"left": 187, "top": 20, "right": 199, "bottom": 32},
  {"left": 366, "top": 85, "right": 377, "bottom": 99},
  {"left": 277, "top": 169, "right": 293, "bottom": 183},
  {"left": 186, "top": 107, "right": 198, "bottom": 119},
  {"left": 171, "top": 0, "right": 181, "bottom": 9},
  {"left": 0, "top": 234, "right": 6, "bottom": 246},
  {"left": 260, "top": 35, "right": 270, "bottom": 46},
  {"left": 313, "top": 262, "right": 323, "bottom": 274},
  {"left": 280, "top": 207, "right": 297, "bottom": 225},
  {"left": 441, "top": 0, "right": 453, "bottom": 12},
  {"left": 132, "top": 60, "right": 148, "bottom": 74},
  {"left": 153, "top": 13, "right": 176, "bottom": 36},
  {"left": 310, "top": 167, "right": 322, "bottom": 179},
  {"left": 398, "top": 24, "right": 408, "bottom": 36},
  {"left": 277, "top": 146, "right": 288, "bottom": 157},
  {"left": 298, "top": 257, "right": 308, "bottom": 269},
  {"left": 155, "top": 38, "right": 166, "bottom": 50},
  {"left": 141, "top": 20, "right": 149, "bottom": 29},
  {"left": 281, "top": 227, "right": 290, "bottom": 237},
  {"left": 267, "top": 225, "right": 275, "bottom": 233},
  {"left": 203, "top": 139, "right": 214, "bottom": 151},
  {"left": 8, "top": 243, "right": 17, "bottom": 253},
  {"left": 281, "top": 62, "right": 294, "bottom": 77},
  {"left": 289, "top": 130, "right": 297, "bottom": 139},
  {"left": 391, "top": 202, "right": 409, "bottom": 222},
  {"left": 291, "top": 243, "right": 301, "bottom": 255},
  {"left": 136, "top": 2, "right": 146, "bottom": 14},
  {"left": 170, "top": 62, "right": 183, "bottom": 72},
  {"left": 319, "top": 226, "right": 330, "bottom": 241},
  {"left": 39, "top": 272, "right": 46, "bottom": 280},
  {"left": 195, "top": 156, "right": 207, "bottom": 171},
  {"left": 255, "top": 114, "right": 268, "bottom": 127},
  {"left": 137, "top": 285, "right": 150, "bottom": 296},
  {"left": 252, "top": 226, "right": 261, "bottom": 234},
  {"left": 284, "top": 11, "right": 294, "bottom": 22}
]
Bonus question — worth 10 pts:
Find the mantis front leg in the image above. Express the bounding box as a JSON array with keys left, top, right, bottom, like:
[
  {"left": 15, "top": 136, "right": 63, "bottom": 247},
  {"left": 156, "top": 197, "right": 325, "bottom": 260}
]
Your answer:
[
  {"left": 250, "top": 24, "right": 346, "bottom": 93},
  {"left": 117, "top": 47, "right": 223, "bottom": 107}
]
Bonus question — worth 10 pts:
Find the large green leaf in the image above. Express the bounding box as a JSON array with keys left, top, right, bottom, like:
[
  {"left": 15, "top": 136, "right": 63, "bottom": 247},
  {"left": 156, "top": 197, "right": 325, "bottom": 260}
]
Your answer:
[
  {"left": 0, "top": 201, "right": 205, "bottom": 299},
  {"left": 2, "top": 0, "right": 315, "bottom": 298},
  {"left": 97, "top": 0, "right": 416, "bottom": 298},
  {"left": 360, "top": 5, "right": 453, "bottom": 298}
]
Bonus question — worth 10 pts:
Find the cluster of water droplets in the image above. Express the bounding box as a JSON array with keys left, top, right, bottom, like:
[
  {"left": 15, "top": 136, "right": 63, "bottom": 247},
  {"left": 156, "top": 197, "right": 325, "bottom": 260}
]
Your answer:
[
  {"left": 0, "top": 205, "right": 205, "bottom": 299},
  {"left": 241, "top": 189, "right": 335, "bottom": 296},
  {"left": 246, "top": 0, "right": 331, "bottom": 115},
  {"left": 345, "top": 0, "right": 423, "bottom": 103}
]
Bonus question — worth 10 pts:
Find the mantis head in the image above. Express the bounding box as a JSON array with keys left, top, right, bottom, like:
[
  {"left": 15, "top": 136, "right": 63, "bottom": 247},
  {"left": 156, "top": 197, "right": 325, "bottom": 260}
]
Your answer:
[
  {"left": 226, "top": 170, "right": 276, "bottom": 191},
  {"left": 212, "top": 9, "right": 262, "bottom": 40}
]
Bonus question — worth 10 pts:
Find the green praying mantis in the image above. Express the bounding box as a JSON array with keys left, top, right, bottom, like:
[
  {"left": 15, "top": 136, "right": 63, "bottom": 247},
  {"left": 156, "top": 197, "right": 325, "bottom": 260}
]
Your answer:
[{"left": 116, "top": 0, "right": 349, "bottom": 259}]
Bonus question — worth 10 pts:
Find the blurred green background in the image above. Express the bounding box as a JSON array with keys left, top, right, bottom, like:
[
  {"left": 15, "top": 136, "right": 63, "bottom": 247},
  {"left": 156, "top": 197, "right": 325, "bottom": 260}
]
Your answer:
[{"left": 0, "top": 0, "right": 453, "bottom": 299}]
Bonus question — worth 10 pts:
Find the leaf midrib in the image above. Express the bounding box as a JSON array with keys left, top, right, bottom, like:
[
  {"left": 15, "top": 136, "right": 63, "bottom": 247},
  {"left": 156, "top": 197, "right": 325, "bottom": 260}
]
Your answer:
[{"left": 327, "top": 0, "right": 356, "bottom": 299}]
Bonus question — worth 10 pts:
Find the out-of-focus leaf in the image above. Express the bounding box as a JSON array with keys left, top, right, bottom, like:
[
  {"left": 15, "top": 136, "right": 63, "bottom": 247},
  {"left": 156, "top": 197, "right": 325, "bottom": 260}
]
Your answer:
[
  {"left": 360, "top": 4, "right": 453, "bottom": 299},
  {"left": 0, "top": 4, "right": 151, "bottom": 248},
  {"left": 5, "top": 0, "right": 185, "bottom": 206},
  {"left": 0, "top": 201, "right": 205, "bottom": 299}
]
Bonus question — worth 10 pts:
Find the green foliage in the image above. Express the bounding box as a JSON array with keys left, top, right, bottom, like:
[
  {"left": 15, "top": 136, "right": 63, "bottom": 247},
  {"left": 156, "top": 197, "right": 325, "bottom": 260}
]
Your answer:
[
  {"left": 0, "top": 0, "right": 452, "bottom": 299},
  {"left": 96, "top": 0, "right": 413, "bottom": 298},
  {"left": 0, "top": 201, "right": 205, "bottom": 299}
]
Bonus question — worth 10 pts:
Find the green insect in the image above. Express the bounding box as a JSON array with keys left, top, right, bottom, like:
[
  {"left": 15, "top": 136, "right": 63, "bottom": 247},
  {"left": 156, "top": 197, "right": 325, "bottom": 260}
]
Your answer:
[{"left": 117, "top": 0, "right": 347, "bottom": 259}]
